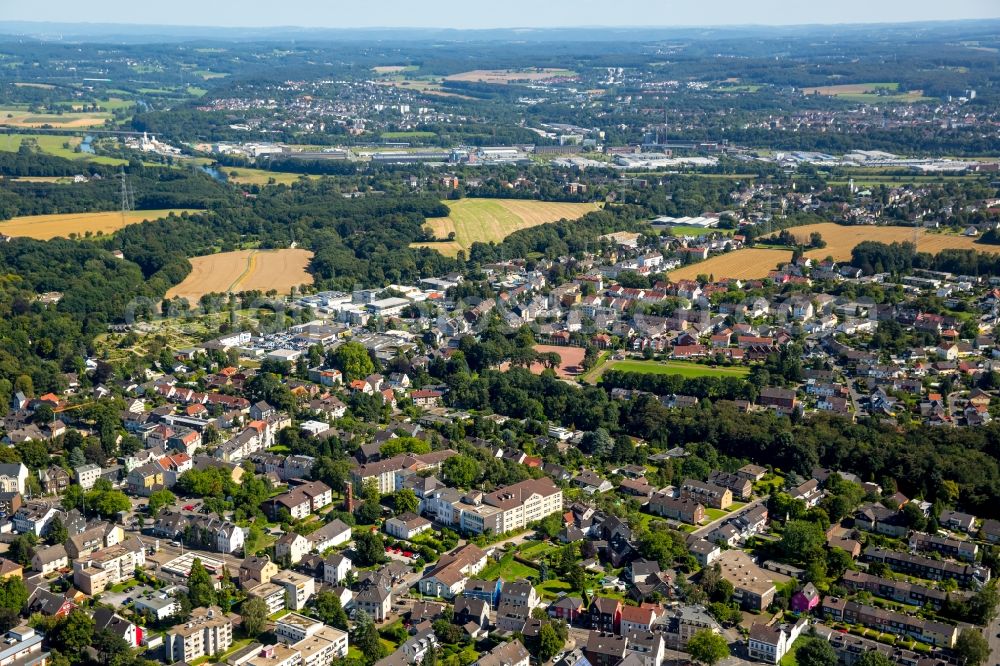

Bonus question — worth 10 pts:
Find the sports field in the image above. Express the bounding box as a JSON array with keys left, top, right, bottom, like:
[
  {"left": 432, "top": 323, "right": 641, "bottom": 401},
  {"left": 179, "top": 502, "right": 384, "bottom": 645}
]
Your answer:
[
  {"left": 165, "top": 248, "right": 313, "bottom": 303},
  {"left": 606, "top": 359, "right": 750, "bottom": 379},
  {"left": 0, "top": 209, "right": 197, "bottom": 240},
  {"left": 413, "top": 198, "right": 600, "bottom": 257},
  {"left": 668, "top": 248, "right": 792, "bottom": 281}
]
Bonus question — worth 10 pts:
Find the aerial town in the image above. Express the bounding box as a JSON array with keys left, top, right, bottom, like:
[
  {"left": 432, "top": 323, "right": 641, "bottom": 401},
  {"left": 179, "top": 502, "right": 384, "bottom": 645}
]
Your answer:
[{"left": 0, "top": 9, "right": 998, "bottom": 666}]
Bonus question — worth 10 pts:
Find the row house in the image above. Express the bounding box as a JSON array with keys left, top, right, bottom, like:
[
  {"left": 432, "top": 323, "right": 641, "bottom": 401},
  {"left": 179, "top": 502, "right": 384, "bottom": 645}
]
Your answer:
[{"left": 820, "top": 597, "right": 957, "bottom": 647}]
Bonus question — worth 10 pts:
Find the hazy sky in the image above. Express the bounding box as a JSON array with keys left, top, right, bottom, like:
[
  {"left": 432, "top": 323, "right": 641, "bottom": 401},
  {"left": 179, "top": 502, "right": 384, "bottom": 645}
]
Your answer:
[{"left": 3, "top": 0, "right": 998, "bottom": 29}]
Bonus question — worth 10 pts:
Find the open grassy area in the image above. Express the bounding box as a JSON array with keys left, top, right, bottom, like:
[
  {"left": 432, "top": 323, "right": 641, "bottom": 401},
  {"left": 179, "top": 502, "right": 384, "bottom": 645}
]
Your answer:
[
  {"left": 412, "top": 198, "right": 600, "bottom": 257},
  {"left": 519, "top": 540, "right": 559, "bottom": 561},
  {"left": 0, "top": 134, "right": 127, "bottom": 165},
  {"left": 479, "top": 552, "right": 539, "bottom": 581},
  {"left": 224, "top": 167, "right": 317, "bottom": 186},
  {"left": 606, "top": 359, "right": 750, "bottom": 379}
]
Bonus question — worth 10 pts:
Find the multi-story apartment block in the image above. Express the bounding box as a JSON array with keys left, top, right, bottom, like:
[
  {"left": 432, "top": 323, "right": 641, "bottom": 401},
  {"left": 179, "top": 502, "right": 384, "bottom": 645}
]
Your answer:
[
  {"left": 351, "top": 450, "right": 456, "bottom": 494},
  {"left": 164, "top": 606, "right": 235, "bottom": 664},
  {"left": 72, "top": 538, "right": 146, "bottom": 595}
]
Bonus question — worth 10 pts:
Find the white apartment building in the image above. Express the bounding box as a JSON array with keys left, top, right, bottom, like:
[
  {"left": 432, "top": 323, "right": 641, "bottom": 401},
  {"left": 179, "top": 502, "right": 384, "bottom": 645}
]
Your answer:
[{"left": 164, "top": 606, "right": 234, "bottom": 664}]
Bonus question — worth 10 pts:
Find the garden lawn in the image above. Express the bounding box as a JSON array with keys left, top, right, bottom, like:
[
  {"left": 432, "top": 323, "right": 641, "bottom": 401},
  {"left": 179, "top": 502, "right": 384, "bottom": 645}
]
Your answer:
[
  {"left": 537, "top": 579, "right": 574, "bottom": 600},
  {"left": 703, "top": 508, "right": 728, "bottom": 522},
  {"left": 479, "top": 553, "right": 539, "bottom": 581}
]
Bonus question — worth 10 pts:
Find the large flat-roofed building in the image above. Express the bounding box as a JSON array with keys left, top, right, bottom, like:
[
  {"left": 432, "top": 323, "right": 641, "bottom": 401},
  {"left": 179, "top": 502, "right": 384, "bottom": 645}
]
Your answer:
[
  {"left": 0, "top": 625, "right": 48, "bottom": 666},
  {"left": 164, "top": 606, "right": 235, "bottom": 664},
  {"left": 717, "top": 550, "right": 789, "bottom": 611}
]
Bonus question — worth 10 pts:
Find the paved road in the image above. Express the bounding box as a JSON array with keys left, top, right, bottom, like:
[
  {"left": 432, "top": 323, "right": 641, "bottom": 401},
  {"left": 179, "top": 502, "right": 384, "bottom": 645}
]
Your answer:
[
  {"left": 691, "top": 497, "right": 768, "bottom": 539},
  {"left": 986, "top": 606, "right": 1000, "bottom": 666}
]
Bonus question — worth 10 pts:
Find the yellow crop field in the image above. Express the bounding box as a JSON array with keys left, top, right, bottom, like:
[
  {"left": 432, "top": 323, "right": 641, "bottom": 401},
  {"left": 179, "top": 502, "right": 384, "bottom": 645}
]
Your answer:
[
  {"left": 412, "top": 198, "right": 600, "bottom": 257},
  {"left": 668, "top": 249, "right": 792, "bottom": 281},
  {"left": 784, "top": 223, "right": 990, "bottom": 261},
  {"left": 0, "top": 109, "right": 110, "bottom": 129},
  {"left": 0, "top": 209, "right": 198, "bottom": 240},
  {"left": 165, "top": 249, "right": 314, "bottom": 303},
  {"left": 669, "top": 223, "right": 999, "bottom": 281}
]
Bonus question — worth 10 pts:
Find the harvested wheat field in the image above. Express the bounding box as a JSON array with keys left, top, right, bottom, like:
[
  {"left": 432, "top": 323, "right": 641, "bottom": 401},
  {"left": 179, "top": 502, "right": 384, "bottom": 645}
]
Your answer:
[
  {"left": 166, "top": 249, "right": 313, "bottom": 303},
  {"left": 412, "top": 198, "right": 600, "bottom": 257},
  {"left": 0, "top": 209, "right": 196, "bottom": 240},
  {"left": 784, "top": 223, "right": 990, "bottom": 261},
  {"left": 669, "top": 249, "right": 793, "bottom": 281}
]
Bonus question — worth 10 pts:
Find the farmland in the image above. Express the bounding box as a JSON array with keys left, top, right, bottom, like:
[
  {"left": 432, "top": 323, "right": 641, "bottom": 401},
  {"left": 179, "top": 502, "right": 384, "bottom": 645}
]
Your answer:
[
  {"left": 413, "top": 198, "right": 600, "bottom": 257},
  {"left": 0, "top": 209, "right": 198, "bottom": 240},
  {"left": 0, "top": 100, "right": 131, "bottom": 128},
  {"left": 165, "top": 249, "right": 314, "bottom": 303},
  {"left": 669, "top": 223, "right": 997, "bottom": 281},
  {"left": 668, "top": 248, "right": 792, "bottom": 281},
  {"left": 784, "top": 223, "right": 991, "bottom": 261},
  {"left": 800, "top": 82, "right": 930, "bottom": 103}
]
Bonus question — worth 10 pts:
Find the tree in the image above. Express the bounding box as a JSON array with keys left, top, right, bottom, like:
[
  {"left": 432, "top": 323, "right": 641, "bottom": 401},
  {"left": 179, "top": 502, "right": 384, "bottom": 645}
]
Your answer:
[
  {"left": 421, "top": 647, "right": 438, "bottom": 666},
  {"left": 147, "top": 489, "right": 176, "bottom": 517},
  {"left": 314, "top": 590, "right": 349, "bottom": 630},
  {"left": 188, "top": 558, "right": 217, "bottom": 607},
  {"left": 354, "top": 531, "right": 386, "bottom": 567},
  {"left": 330, "top": 342, "right": 375, "bottom": 382},
  {"left": 45, "top": 516, "right": 68, "bottom": 546},
  {"left": 354, "top": 610, "right": 387, "bottom": 662},
  {"left": 0, "top": 576, "right": 28, "bottom": 617},
  {"left": 393, "top": 489, "right": 419, "bottom": 516},
  {"left": 62, "top": 483, "right": 84, "bottom": 511},
  {"left": 87, "top": 488, "right": 131, "bottom": 518},
  {"left": 967, "top": 580, "right": 1000, "bottom": 625},
  {"left": 93, "top": 628, "right": 134, "bottom": 666},
  {"left": 779, "top": 520, "right": 826, "bottom": 563},
  {"left": 857, "top": 652, "right": 893, "bottom": 666},
  {"left": 538, "top": 623, "right": 565, "bottom": 661},
  {"left": 954, "top": 629, "right": 991, "bottom": 666},
  {"left": 50, "top": 610, "right": 95, "bottom": 660},
  {"left": 442, "top": 454, "right": 479, "bottom": 487},
  {"left": 7, "top": 533, "right": 36, "bottom": 566},
  {"left": 241, "top": 597, "right": 268, "bottom": 637},
  {"left": 687, "top": 629, "right": 729, "bottom": 666},
  {"left": 795, "top": 638, "right": 837, "bottom": 666}
]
